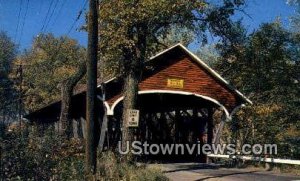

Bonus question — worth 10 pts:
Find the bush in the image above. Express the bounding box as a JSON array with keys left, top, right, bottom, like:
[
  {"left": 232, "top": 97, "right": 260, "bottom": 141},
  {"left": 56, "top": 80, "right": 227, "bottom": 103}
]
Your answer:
[
  {"left": 0, "top": 126, "right": 85, "bottom": 180},
  {"left": 1, "top": 125, "right": 168, "bottom": 180}
]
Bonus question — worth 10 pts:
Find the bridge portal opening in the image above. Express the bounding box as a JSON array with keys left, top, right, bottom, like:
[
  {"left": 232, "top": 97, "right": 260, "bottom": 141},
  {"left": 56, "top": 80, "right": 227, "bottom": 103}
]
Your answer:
[{"left": 104, "top": 92, "right": 225, "bottom": 162}]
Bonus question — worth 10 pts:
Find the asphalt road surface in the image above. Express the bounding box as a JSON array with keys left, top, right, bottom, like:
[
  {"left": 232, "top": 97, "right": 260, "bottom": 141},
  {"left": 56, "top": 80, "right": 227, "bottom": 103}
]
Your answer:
[{"left": 157, "top": 163, "right": 300, "bottom": 181}]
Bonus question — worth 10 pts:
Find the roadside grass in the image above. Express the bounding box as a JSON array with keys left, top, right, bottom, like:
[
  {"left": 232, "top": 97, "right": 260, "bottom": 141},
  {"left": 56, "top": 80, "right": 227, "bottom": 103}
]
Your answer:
[
  {"left": 98, "top": 151, "right": 168, "bottom": 180},
  {"left": 0, "top": 126, "right": 168, "bottom": 180}
]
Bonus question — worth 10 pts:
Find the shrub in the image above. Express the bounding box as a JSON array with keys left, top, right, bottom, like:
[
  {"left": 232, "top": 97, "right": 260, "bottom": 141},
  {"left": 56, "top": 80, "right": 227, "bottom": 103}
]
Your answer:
[
  {"left": 0, "top": 126, "right": 85, "bottom": 180},
  {"left": 1, "top": 126, "right": 168, "bottom": 180}
]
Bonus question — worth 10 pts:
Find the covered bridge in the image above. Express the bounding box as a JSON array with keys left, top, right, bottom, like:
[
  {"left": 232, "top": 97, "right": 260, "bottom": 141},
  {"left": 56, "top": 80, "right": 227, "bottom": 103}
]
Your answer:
[{"left": 25, "top": 43, "right": 251, "bottom": 160}]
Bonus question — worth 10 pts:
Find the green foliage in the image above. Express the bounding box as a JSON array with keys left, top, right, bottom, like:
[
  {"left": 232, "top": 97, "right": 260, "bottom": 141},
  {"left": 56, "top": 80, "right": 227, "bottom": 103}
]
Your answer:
[
  {"left": 0, "top": 126, "right": 167, "bottom": 180},
  {"left": 1, "top": 126, "right": 85, "bottom": 180},
  {"left": 0, "top": 32, "right": 16, "bottom": 76},
  {"left": 21, "top": 34, "right": 86, "bottom": 111},
  {"left": 0, "top": 31, "right": 18, "bottom": 120},
  {"left": 99, "top": 0, "right": 245, "bottom": 75},
  {"left": 216, "top": 22, "right": 300, "bottom": 159},
  {"left": 287, "top": 0, "right": 300, "bottom": 33}
]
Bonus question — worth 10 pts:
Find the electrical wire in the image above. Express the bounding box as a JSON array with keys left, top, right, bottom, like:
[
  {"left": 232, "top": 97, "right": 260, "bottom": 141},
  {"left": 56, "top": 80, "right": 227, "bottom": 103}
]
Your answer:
[
  {"left": 40, "top": 0, "right": 55, "bottom": 33},
  {"left": 18, "top": 0, "right": 30, "bottom": 45},
  {"left": 14, "top": 0, "right": 23, "bottom": 42},
  {"left": 49, "top": 0, "right": 68, "bottom": 29},
  {"left": 43, "top": 0, "right": 60, "bottom": 32},
  {"left": 66, "top": 0, "right": 88, "bottom": 35}
]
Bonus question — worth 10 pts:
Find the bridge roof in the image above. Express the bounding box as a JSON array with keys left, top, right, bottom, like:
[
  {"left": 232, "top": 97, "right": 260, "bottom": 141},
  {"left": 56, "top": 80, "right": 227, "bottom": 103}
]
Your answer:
[{"left": 25, "top": 44, "right": 251, "bottom": 121}]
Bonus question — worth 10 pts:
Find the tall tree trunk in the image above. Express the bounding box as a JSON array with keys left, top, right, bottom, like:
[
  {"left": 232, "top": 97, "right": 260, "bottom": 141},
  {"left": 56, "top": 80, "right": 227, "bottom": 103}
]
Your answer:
[
  {"left": 59, "top": 62, "right": 86, "bottom": 138},
  {"left": 121, "top": 26, "right": 146, "bottom": 159},
  {"left": 121, "top": 69, "right": 139, "bottom": 153},
  {"left": 85, "top": 0, "right": 99, "bottom": 176}
]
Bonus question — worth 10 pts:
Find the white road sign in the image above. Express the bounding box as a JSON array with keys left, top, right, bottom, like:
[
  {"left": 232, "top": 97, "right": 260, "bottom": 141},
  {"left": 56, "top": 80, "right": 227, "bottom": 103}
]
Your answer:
[{"left": 127, "top": 109, "right": 140, "bottom": 127}]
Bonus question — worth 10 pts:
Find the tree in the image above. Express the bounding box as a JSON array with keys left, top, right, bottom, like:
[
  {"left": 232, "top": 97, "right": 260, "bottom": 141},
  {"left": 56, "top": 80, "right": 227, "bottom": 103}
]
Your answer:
[
  {"left": 288, "top": 0, "right": 300, "bottom": 33},
  {"left": 21, "top": 34, "right": 87, "bottom": 139},
  {"left": 196, "top": 44, "right": 220, "bottom": 66},
  {"left": 59, "top": 61, "right": 86, "bottom": 137},
  {"left": 21, "top": 34, "right": 86, "bottom": 112},
  {"left": 99, "top": 0, "right": 245, "bottom": 155},
  {"left": 215, "top": 22, "right": 300, "bottom": 158},
  {"left": 0, "top": 32, "right": 18, "bottom": 125}
]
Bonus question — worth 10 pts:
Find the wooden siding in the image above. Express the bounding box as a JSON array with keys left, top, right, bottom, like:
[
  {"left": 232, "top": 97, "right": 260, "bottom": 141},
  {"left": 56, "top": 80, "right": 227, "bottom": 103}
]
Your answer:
[{"left": 106, "top": 55, "right": 240, "bottom": 111}]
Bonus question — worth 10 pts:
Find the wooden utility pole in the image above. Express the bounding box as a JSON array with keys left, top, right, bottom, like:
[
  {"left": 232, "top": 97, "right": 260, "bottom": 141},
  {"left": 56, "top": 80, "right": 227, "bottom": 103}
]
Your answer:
[{"left": 85, "top": 0, "right": 98, "bottom": 176}]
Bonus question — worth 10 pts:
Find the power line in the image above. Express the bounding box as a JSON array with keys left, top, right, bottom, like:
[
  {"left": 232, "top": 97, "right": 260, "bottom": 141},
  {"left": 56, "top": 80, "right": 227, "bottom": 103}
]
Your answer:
[
  {"left": 40, "top": 0, "right": 55, "bottom": 33},
  {"left": 14, "top": 0, "right": 23, "bottom": 42},
  {"left": 32, "top": 0, "right": 88, "bottom": 64},
  {"left": 43, "top": 0, "right": 60, "bottom": 32},
  {"left": 67, "top": 0, "right": 88, "bottom": 35},
  {"left": 49, "top": 0, "right": 68, "bottom": 30},
  {"left": 18, "top": 0, "right": 30, "bottom": 45},
  {"left": 47, "top": 0, "right": 88, "bottom": 62}
]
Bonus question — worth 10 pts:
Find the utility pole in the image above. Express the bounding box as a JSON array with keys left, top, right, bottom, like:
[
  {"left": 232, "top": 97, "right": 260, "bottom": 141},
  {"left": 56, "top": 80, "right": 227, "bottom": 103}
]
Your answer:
[{"left": 85, "top": 0, "right": 98, "bottom": 176}]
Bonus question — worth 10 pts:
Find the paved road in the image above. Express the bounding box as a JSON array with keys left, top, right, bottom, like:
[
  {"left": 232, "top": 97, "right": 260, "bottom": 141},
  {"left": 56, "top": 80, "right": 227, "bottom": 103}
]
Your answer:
[{"left": 156, "top": 163, "right": 300, "bottom": 181}]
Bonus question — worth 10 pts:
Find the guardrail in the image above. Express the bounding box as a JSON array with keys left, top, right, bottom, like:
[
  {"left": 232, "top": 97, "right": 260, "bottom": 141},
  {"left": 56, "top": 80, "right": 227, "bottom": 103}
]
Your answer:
[{"left": 207, "top": 154, "right": 300, "bottom": 165}]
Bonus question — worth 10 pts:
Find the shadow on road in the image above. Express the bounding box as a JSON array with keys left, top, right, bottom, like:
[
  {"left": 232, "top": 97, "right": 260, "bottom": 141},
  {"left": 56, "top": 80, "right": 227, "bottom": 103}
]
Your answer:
[
  {"left": 163, "top": 163, "right": 220, "bottom": 173},
  {"left": 194, "top": 171, "right": 258, "bottom": 181}
]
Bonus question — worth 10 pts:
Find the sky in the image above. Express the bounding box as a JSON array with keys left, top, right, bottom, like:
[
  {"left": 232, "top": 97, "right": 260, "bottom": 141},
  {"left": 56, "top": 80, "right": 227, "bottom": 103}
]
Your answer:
[
  {"left": 0, "top": 0, "right": 88, "bottom": 51},
  {"left": 234, "top": 0, "right": 297, "bottom": 32},
  {"left": 0, "top": 0, "right": 297, "bottom": 52}
]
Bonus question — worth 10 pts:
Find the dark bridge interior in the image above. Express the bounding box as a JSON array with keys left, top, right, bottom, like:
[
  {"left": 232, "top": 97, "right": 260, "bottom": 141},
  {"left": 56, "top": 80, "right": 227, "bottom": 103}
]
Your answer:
[{"left": 106, "top": 93, "right": 222, "bottom": 162}]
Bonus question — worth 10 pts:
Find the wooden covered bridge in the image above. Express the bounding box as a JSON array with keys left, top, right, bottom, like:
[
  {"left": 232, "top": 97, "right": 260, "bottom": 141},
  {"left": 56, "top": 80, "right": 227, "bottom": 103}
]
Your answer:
[{"left": 25, "top": 43, "right": 252, "bottom": 161}]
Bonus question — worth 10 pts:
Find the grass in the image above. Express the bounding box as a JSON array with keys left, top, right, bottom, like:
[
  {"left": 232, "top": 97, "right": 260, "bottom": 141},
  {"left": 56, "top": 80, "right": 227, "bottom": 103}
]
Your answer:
[{"left": 97, "top": 151, "right": 168, "bottom": 180}]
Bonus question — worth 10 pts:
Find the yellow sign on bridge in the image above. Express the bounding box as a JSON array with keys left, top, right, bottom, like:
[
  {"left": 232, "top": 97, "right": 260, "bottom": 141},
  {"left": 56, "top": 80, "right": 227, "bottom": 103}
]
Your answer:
[{"left": 167, "top": 78, "right": 184, "bottom": 89}]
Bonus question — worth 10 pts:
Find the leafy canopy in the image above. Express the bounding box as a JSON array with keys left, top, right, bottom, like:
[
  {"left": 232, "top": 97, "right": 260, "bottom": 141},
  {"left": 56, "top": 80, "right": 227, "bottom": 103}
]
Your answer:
[
  {"left": 21, "top": 34, "right": 86, "bottom": 111},
  {"left": 215, "top": 22, "right": 300, "bottom": 158},
  {"left": 0, "top": 32, "right": 18, "bottom": 118},
  {"left": 99, "top": 0, "right": 245, "bottom": 76}
]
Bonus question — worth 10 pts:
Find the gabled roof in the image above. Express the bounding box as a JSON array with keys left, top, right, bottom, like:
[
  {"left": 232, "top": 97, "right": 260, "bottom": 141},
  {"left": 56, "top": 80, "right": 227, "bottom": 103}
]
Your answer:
[
  {"left": 166, "top": 43, "right": 252, "bottom": 104},
  {"left": 105, "top": 43, "right": 252, "bottom": 104},
  {"left": 25, "top": 43, "right": 252, "bottom": 120}
]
